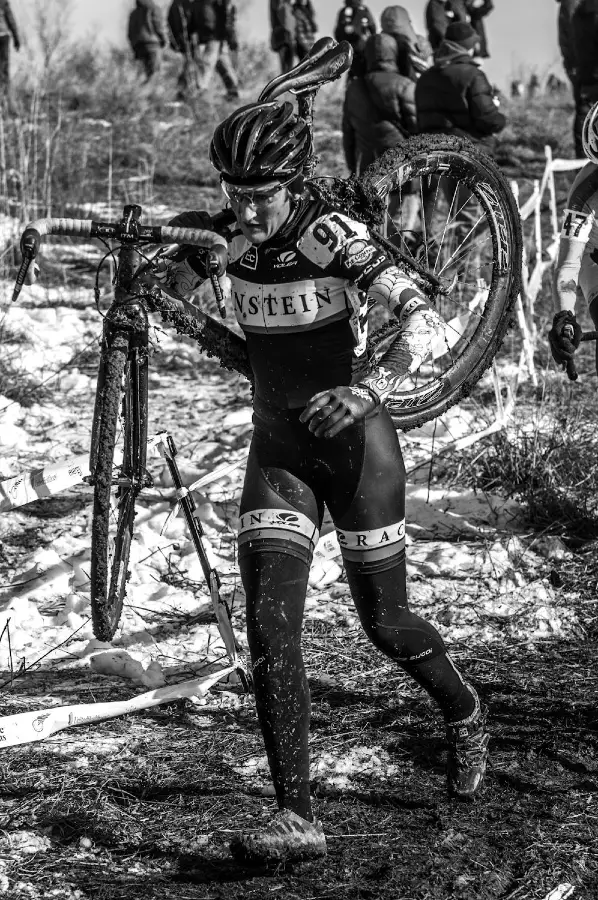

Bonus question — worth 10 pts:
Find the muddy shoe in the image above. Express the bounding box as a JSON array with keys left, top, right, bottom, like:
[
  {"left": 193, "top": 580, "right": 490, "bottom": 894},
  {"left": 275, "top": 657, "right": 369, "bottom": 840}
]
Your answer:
[
  {"left": 445, "top": 686, "right": 490, "bottom": 800},
  {"left": 229, "top": 809, "right": 327, "bottom": 865}
]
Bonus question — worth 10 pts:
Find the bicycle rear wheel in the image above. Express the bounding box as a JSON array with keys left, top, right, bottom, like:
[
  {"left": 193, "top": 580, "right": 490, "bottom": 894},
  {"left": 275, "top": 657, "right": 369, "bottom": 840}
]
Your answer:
[
  {"left": 359, "top": 133, "right": 522, "bottom": 431},
  {"left": 90, "top": 329, "right": 148, "bottom": 641}
]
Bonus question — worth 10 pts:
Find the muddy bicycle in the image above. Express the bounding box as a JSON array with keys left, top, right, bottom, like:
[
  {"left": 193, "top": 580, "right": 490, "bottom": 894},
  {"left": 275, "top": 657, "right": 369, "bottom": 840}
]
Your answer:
[
  {"left": 11, "top": 205, "right": 250, "bottom": 683},
  {"left": 12, "top": 37, "right": 522, "bottom": 644}
]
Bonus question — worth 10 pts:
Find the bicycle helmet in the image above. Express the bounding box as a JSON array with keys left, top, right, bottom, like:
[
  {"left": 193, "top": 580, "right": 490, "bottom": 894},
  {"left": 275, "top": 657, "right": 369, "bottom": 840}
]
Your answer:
[
  {"left": 582, "top": 101, "right": 598, "bottom": 164},
  {"left": 209, "top": 101, "right": 313, "bottom": 184}
]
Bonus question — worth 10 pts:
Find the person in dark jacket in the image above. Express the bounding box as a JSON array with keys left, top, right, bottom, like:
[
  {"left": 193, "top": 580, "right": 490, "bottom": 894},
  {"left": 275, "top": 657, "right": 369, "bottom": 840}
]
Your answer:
[
  {"left": 416, "top": 22, "right": 505, "bottom": 255},
  {"left": 380, "top": 5, "right": 432, "bottom": 81},
  {"left": 567, "top": 0, "right": 598, "bottom": 157},
  {"left": 0, "top": 0, "right": 19, "bottom": 97},
  {"left": 270, "top": 0, "right": 317, "bottom": 74},
  {"left": 168, "top": 0, "right": 195, "bottom": 99},
  {"left": 334, "top": 1, "right": 377, "bottom": 78},
  {"left": 464, "top": 0, "right": 493, "bottom": 58},
  {"left": 415, "top": 21, "right": 505, "bottom": 139},
  {"left": 425, "top": 0, "right": 469, "bottom": 51},
  {"left": 128, "top": 0, "right": 167, "bottom": 81},
  {"left": 557, "top": 0, "right": 582, "bottom": 84},
  {"left": 343, "top": 31, "right": 419, "bottom": 234},
  {"left": 190, "top": 0, "right": 239, "bottom": 99},
  {"left": 343, "top": 31, "right": 417, "bottom": 176}
]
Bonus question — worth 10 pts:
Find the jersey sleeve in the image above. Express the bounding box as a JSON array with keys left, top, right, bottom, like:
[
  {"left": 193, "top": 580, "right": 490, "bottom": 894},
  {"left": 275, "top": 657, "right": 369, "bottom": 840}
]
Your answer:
[
  {"left": 298, "top": 211, "right": 394, "bottom": 289},
  {"left": 553, "top": 206, "right": 595, "bottom": 313}
]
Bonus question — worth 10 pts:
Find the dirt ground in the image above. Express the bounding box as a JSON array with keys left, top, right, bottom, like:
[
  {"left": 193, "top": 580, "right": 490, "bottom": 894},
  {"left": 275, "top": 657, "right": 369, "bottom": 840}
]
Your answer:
[{"left": 1, "top": 615, "right": 597, "bottom": 900}]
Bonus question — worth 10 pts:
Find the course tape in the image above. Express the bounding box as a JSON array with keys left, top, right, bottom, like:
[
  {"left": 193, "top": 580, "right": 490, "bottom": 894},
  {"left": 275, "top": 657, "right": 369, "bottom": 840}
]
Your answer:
[
  {"left": 0, "top": 433, "right": 248, "bottom": 513},
  {"left": 0, "top": 665, "right": 235, "bottom": 748}
]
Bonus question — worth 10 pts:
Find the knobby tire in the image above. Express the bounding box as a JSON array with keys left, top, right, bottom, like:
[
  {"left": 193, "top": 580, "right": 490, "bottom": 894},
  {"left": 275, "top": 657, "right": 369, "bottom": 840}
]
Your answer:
[
  {"left": 90, "top": 331, "right": 139, "bottom": 642},
  {"left": 359, "top": 134, "right": 522, "bottom": 431}
]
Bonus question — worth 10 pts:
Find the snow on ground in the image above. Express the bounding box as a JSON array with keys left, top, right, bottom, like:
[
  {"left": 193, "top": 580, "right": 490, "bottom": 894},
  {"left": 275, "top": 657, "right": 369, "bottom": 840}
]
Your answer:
[{"left": 0, "top": 283, "right": 585, "bottom": 713}]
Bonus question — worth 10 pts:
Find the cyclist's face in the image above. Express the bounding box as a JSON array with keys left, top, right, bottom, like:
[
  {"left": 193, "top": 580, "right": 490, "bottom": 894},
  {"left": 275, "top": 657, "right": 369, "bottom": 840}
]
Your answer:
[{"left": 224, "top": 181, "right": 293, "bottom": 245}]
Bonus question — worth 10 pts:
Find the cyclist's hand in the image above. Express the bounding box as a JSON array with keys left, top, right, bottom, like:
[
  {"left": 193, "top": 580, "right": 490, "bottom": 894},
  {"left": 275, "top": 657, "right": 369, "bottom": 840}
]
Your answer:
[
  {"left": 548, "top": 310, "right": 582, "bottom": 367},
  {"left": 168, "top": 210, "right": 214, "bottom": 232},
  {"left": 300, "top": 385, "right": 378, "bottom": 439}
]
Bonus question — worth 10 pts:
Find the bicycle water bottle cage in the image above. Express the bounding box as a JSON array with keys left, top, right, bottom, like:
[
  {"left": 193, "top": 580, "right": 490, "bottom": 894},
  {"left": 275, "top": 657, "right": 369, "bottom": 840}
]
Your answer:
[{"left": 258, "top": 37, "right": 353, "bottom": 103}]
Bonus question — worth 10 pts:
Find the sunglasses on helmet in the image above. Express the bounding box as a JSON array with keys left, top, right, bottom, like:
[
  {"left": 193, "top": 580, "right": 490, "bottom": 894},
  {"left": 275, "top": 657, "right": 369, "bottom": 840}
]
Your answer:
[{"left": 220, "top": 176, "right": 296, "bottom": 208}]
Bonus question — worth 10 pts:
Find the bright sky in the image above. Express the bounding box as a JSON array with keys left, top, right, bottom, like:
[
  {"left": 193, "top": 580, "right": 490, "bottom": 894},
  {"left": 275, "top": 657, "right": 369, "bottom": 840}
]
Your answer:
[{"left": 49, "top": 0, "right": 563, "bottom": 89}]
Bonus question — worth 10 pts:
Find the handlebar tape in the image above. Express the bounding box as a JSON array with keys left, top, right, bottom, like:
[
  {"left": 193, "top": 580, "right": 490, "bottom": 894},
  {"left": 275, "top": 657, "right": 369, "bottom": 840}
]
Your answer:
[
  {"left": 21, "top": 218, "right": 94, "bottom": 253},
  {"left": 14, "top": 217, "right": 229, "bottom": 301}
]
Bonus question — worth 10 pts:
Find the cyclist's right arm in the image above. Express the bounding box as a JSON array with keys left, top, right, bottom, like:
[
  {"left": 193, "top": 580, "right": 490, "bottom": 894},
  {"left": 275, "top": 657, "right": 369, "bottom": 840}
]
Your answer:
[{"left": 139, "top": 209, "right": 232, "bottom": 301}]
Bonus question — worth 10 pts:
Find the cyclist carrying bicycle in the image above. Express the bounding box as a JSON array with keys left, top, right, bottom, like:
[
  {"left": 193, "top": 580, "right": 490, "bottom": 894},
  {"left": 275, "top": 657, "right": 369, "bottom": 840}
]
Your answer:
[
  {"left": 551, "top": 100, "right": 598, "bottom": 372},
  {"left": 148, "top": 99, "right": 490, "bottom": 865}
]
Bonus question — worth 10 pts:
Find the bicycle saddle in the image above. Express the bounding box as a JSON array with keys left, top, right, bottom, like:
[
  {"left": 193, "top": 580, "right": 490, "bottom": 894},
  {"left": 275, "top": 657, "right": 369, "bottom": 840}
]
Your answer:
[{"left": 258, "top": 37, "right": 353, "bottom": 103}]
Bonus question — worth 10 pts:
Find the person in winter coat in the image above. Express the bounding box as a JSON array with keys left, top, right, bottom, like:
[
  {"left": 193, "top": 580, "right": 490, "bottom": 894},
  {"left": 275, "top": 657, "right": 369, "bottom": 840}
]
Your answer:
[
  {"left": 270, "top": 0, "right": 317, "bottom": 74},
  {"left": 464, "top": 0, "right": 493, "bottom": 58},
  {"left": 557, "top": 0, "right": 582, "bottom": 85},
  {"left": 128, "top": 0, "right": 167, "bottom": 81},
  {"left": 334, "top": 1, "right": 377, "bottom": 78},
  {"left": 425, "top": 0, "right": 470, "bottom": 51},
  {"left": 416, "top": 21, "right": 505, "bottom": 253},
  {"left": 190, "top": 0, "right": 239, "bottom": 100},
  {"left": 168, "top": 0, "right": 195, "bottom": 99},
  {"left": 415, "top": 21, "right": 504, "bottom": 140},
  {"left": 567, "top": 0, "right": 598, "bottom": 158},
  {"left": 380, "top": 5, "right": 432, "bottom": 81},
  {"left": 342, "top": 32, "right": 417, "bottom": 175},
  {"left": 0, "top": 0, "right": 19, "bottom": 96}
]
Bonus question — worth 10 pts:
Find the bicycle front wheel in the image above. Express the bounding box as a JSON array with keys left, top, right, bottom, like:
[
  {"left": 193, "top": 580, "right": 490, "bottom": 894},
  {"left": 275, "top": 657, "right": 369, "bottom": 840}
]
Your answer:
[
  {"left": 90, "top": 329, "right": 148, "bottom": 641},
  {"left": 359, "top": 133, "right": 522, "bottom": 431}
]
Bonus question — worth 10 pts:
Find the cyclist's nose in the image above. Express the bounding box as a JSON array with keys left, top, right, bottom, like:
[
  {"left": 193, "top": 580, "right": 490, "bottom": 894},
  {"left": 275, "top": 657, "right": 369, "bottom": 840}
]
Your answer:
[{"left": 237, "top": 198, "right": 258, "bottom": 221}]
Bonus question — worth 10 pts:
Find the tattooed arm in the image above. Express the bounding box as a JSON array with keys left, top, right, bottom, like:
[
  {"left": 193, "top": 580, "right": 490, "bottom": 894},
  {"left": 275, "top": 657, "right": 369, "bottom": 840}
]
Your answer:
[{"left": 355, "top": 265, "right": 445, "bottom": 403}]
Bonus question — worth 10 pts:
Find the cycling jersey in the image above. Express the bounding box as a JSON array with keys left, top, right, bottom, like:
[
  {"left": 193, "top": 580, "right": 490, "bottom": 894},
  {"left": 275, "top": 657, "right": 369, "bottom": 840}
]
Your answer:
[
  {"left": 554, "top": 161, "right": 598, "bottom": 313},
  {"left": 152, "top": 196, "right": 442, "bottom": 409}
]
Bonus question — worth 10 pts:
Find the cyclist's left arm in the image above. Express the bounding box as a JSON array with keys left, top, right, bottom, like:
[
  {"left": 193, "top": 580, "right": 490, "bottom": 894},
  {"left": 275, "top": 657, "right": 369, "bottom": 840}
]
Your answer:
[
  {"left": 358, "top": 263, "right": 445, "bottom": 403},
  {"left": 553, "top": 206, "right": 594, "bottom": 313},
  {"left": 304, "top": 212, "right": 444, "bottom": 404}
]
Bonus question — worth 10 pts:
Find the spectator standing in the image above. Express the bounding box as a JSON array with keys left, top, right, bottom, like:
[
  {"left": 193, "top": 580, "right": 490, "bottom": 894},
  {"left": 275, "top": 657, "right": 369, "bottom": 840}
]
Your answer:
[
  {"left": 333, "top": 1, "right": 377, "bottom": 78},
  {"left": 270, "top": 0, "right": 317, "bottom": 74},
  {"left": 190, "top": 0, "right": 239, "bottom": 100},
  {"left": 168, "top": 0, "right": 195, "bottom": 99},
  {"left": 0, "top": 0, "right": 19, "bottom": 99},
  {"left": 464, "top": 0, "right": 493, "bottom": 58},
  {"left": 415, "top": 21, "right": 504, "bottom": 140},
  {"left": 415, "top": 22, "right": 505, "bottom": 249},
  {"left": 425, "top": 0, "right": 469, "bottom": 52},
  {"left": 557, "top": 0, "right": 582, "bottom": 87},
  {"left": 128, "top": 0, "right": 167, "bottom": 82},
  {"left": 293, "top": 0, "right": 318, "bottom": 59},
  {"left": 569, "top": 0, "right": 598, "bottom": 158},
  {"left": 380, "top": 5, "right": 432, "bottom": 81},
  {"left": 342, "top": 32, "right": 417, "bottom": 176}
]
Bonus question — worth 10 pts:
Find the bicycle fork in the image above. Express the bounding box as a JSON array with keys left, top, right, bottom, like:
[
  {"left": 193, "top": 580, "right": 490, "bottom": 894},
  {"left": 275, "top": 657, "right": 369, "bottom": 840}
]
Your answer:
[{"left": 89, "top": 307, "right": 150, "bottom": 491}]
